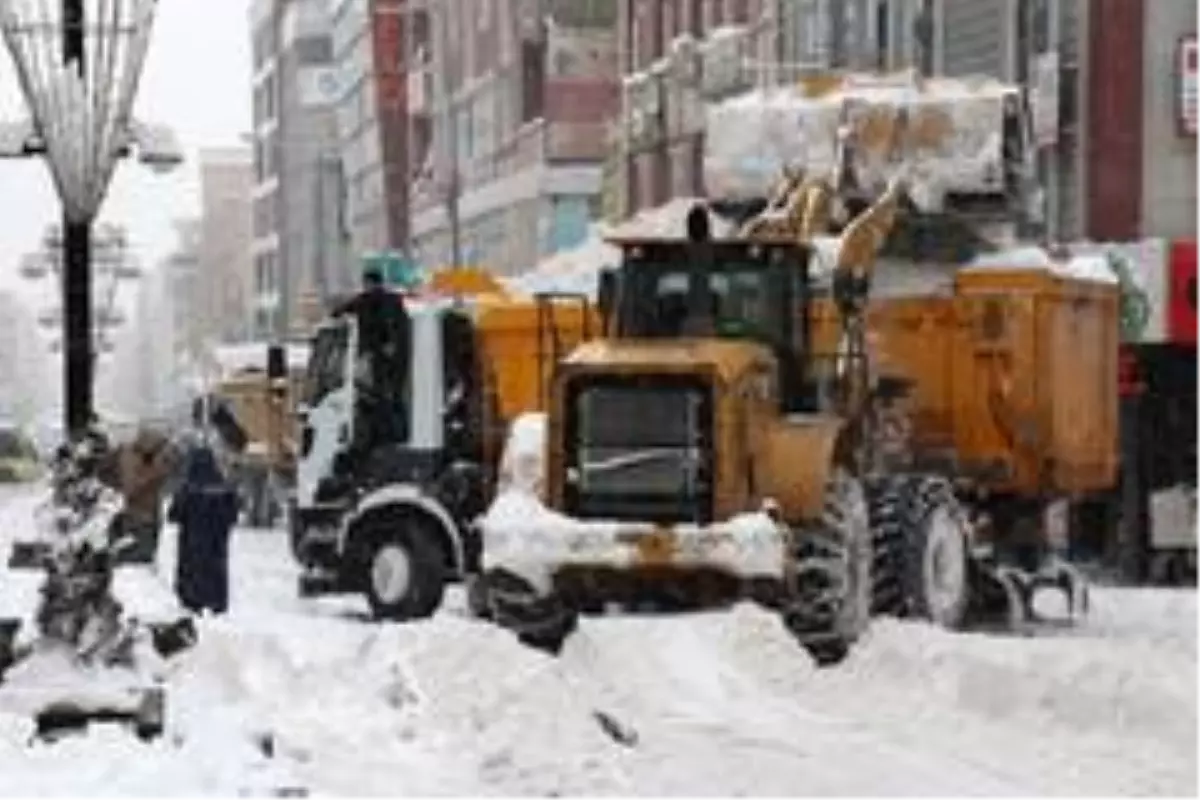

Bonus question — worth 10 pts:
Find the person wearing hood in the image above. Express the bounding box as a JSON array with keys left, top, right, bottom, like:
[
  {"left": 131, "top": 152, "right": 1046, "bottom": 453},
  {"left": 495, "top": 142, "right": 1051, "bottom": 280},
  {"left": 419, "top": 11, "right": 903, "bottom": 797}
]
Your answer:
[
  {"left": 168, "top": 445, "right": 240, "bottom": 615},
  {"left": 106, "top": 426, "right": 178, "bottom": 565}
]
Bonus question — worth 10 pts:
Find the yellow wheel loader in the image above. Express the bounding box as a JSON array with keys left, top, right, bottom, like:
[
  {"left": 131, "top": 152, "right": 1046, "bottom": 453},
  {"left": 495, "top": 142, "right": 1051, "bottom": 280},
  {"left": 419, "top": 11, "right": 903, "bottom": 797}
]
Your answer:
[{"left": 477, "top": 209, "right": 878, "bottom": 665}]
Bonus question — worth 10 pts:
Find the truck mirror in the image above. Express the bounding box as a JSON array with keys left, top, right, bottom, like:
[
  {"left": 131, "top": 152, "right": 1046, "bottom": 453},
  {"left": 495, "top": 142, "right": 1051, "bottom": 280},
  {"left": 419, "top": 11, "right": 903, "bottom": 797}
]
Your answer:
[
  {"left": 267, "top": 343, "right": 286, "bottom": 380},
  {"left": 598, "top": 269, "right": 617, "bottom": 327}
]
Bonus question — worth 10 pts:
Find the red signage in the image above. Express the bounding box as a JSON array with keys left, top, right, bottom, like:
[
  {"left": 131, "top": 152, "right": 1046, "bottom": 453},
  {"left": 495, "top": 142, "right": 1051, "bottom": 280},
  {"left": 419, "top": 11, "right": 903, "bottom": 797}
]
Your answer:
[
  {"left": 1179, "top": 35, "right": 1197, "bottom": 137},
  {"left": 1168, "top": 240, "right": 1197, "bottom": 346}
]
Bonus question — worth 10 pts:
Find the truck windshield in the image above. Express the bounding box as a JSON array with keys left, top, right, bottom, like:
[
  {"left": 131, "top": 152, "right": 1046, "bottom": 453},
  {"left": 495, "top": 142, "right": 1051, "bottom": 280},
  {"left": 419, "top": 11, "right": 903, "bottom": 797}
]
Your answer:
[
  {"left": 619, "top": 256, "right": 795, "bottom": 347},
  {"left": 305, "top": 322, "right": 349, "bottom": 407}
]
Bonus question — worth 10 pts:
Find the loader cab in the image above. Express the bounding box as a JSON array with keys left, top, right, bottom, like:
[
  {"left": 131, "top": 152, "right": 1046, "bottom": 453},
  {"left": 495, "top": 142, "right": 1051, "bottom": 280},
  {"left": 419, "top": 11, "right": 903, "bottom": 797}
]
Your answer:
[
  {"left": 295, "top": 298, "right": 484, "bottom": 512},
  {"left": 598, "top": 236, "right": 818, "bottom": 413}
]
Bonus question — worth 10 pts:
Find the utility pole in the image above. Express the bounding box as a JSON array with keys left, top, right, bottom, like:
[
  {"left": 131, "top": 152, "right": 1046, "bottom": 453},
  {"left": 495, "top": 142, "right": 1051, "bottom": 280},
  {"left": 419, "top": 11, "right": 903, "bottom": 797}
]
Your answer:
[
  {"left": 61, "top": 0, "right": 92, "bottom": 438},
  {"left": 433, "top": 0, "right": 462, "bottom": 268}
]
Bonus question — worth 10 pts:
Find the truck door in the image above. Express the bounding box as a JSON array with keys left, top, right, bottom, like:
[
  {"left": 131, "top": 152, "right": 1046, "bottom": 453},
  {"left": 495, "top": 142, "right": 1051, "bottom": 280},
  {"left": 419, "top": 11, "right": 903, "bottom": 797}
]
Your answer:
[{"left": 296, "top": 318, "right": 357, "bottom": 507}]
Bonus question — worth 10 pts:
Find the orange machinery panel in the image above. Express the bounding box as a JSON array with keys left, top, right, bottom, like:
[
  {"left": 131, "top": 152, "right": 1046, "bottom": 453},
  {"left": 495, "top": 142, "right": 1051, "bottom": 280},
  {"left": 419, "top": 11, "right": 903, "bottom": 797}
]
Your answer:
[
  {"left": 472, "top": 298, "right": 600, "bottom": 423},
  {"left": 811, "top": 295, "right": 959, "bottom": 452},
  {"left": 951, "top": 268, "right": 1119, "bottom": 495},
  {"left": 810, "top": 266, "right": 1119, "bottom": 496}
]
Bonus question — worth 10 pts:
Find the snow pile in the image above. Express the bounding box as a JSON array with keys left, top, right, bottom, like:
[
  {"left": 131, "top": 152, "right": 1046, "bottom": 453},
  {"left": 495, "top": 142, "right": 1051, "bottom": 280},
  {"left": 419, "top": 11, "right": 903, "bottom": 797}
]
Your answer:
[
  {"left": 817, "top": 595, "right": 1197, "bottom": 796},
  {"left": 506, "top": 198, "right": 737, "bottom": 299},
  {"left": 0, "top": 483, "right": 1196, "bottom": 796},
  {"left": 963, "top": 245, "right": 1120, "bottom": 284},
  {"left": 480, "top": 485, "right": 787, "bottom": 594},
  {"left": 481, "top": 413, "right": 786, "bottom": 591},
  {"left": 705, "top": 73, "right": 1015, "bottom": 210}
]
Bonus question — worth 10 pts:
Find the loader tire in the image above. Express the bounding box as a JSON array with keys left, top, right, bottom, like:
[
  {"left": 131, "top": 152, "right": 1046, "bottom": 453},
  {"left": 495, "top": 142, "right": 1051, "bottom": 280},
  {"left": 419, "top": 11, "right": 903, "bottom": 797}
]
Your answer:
[
  {"left": 781, "top": 469, "right": 872, "bottom": 667},
  {"left": 877, "top": 475, "right": 973, "bottom": 630},
  {"left": 864, "top": 475, "right": 910, "bottom": 616},
  {"left": 361, "top": 517, "right": 446, "bottom": 622}
]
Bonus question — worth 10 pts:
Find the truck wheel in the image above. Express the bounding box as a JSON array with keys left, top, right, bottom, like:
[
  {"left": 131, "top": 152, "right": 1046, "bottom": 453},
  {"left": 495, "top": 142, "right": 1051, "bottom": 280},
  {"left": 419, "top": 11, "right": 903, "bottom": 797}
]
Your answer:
[
  {"left": 897, "top": 476, "right": 972, "bottom": 630},
  {"left": 864, "top": 474, "right": 910, "bottom": 617},
  {"left": 781, "top": 468, "right": 872, "bottom": 667},
  {"left": 361, "top": 519, "right": 446, "bottom": 621}
]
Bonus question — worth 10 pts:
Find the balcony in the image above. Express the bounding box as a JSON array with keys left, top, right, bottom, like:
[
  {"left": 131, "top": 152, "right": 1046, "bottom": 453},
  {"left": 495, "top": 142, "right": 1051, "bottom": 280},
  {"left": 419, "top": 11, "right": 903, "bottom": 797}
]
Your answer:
[{"left": 410, "top": 117, "right": 611, "bottom": 214}]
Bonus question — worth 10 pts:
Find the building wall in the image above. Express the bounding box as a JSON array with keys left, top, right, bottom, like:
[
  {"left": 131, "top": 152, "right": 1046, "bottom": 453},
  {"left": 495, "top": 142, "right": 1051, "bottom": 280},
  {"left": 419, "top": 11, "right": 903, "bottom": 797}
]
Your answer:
[
  {"left": 199, "top": 148, "right": 254, "bottom": 344},
  {"left": 249, "top": 0, "right": 344, "bottom": 338},
  {"left": 249, "top": 0, "right": 283, "bottom": 337},
  {"left": 1085, "top": 0, "right": 1145, "bottom": 241},
  {"left": 331, "top": 0, "right": 386, "bottom": 255},
  {"left": 937, "top": 0, "right": 1011, "bottom": 79},
  {"left": 1140, "top": 0, "right": 1197, "bottom": 240},
  {"left": 164, "top": 219, "right": 204, "bottom": 365},
  {"left": 410, "top": 0, "right": 617, "bottom": 275}
]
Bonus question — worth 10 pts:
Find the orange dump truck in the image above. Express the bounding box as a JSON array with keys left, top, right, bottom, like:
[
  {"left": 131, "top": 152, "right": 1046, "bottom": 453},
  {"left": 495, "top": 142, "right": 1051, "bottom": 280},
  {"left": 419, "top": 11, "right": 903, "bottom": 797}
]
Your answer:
[{"left": 809, "top": 253, "right": 1120, "bottom": 625}]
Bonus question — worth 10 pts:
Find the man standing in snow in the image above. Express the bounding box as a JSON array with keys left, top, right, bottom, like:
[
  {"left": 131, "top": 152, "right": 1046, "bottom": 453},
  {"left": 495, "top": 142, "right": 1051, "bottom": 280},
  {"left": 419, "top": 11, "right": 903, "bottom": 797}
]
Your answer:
[
  {"left": 168, "top": 445, "right": 240, "bottom": 615},
  {"left": 333, "top": 268, "right": 412, "bottom": 461}
]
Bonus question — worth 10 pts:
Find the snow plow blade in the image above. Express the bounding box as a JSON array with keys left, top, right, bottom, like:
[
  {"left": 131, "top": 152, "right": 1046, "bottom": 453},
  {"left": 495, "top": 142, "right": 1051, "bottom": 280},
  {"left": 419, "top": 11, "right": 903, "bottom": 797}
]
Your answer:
[
  {"left": 477, "top": 488, "right": 871, "bottom": 667},
  {"left": 970, "top": 558, "right": 1090, "bottom": 634}
]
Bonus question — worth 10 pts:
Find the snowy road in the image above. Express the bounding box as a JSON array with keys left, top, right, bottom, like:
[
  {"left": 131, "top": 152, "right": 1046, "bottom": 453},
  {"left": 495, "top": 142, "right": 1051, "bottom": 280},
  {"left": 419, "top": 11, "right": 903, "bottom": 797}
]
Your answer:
[{"left": 0, "top": 484, "right": 1195, "bottom": 796}]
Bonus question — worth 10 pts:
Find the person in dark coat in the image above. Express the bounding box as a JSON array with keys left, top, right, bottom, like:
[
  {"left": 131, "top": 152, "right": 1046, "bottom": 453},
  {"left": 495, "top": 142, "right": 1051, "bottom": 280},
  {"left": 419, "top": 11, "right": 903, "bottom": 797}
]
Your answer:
[
  {"left": 168, "top": 445, "right": 240, "bottom": 615},
  {"left": 332, "top": 268, "right": 412, "bottom": 462}
]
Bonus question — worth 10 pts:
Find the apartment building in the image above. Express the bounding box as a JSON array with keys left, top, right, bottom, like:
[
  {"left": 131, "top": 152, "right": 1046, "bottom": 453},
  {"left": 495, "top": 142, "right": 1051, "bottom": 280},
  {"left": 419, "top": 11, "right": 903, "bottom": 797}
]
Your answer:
[
  {"left": 162, "top": 218, "right": 203, "bottom": 366},
  {"left": 616, "top": 0, "right": 1195, "bottom": 244},
  {"left": 249, "top": 0, "right": 346, "bottom": 338},
  {"left": 198, "top": 148, "right": 255, "bottom": 344},
  {"left": 408, "top": 0, "right": 619, "bottom": 276},
  {"left": 329, "top": 0, "right": 412, "bottom": 262}
]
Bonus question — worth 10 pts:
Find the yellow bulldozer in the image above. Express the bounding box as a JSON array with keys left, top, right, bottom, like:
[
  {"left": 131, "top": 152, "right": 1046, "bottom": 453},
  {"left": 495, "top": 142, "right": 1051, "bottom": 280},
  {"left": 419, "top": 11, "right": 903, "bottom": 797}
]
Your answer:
[{"left": 475, "top": 70, "right": 1119, "bottom": 661}]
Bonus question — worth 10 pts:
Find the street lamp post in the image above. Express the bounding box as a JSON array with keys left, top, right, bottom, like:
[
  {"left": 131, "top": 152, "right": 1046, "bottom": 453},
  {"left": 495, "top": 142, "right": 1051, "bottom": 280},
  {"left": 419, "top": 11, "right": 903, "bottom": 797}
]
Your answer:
[
  {"left": 0, "top": 0, "right": 182, "bottom": 443},
  {"left": 24, "top": 223, "right": 141, "bottom": 363},
  {"left": 60, "top": 0, "right": 90, "bottom": 437}
]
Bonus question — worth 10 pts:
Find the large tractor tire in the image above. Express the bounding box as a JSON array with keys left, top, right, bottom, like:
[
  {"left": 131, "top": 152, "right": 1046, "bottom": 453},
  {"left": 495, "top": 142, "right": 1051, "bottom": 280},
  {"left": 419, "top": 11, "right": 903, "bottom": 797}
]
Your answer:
[
  {"left": 359, "top": 515, "right": 447, "bottom": 622},
  {"left": 869, "top": 474, "right": 973, "bottom": 630},
  {"left": 781, "top": 469, "right": 873, "bottom": 667},
  {"left": 483, "top": 569, "right": 578, "bottom": 656}
]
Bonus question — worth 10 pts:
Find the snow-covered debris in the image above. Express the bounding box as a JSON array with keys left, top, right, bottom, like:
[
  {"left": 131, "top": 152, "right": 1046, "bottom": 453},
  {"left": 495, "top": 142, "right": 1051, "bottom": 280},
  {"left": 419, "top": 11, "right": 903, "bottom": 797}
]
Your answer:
[{"left": 704, "top": 72, "right": 1017, "bottom": 211}]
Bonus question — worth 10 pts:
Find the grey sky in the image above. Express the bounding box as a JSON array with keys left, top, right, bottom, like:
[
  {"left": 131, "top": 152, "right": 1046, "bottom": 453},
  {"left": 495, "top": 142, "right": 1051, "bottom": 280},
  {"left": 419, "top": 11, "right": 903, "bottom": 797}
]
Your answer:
[{"left": 0, "top": 1, "right": 253, "bottom": 301}]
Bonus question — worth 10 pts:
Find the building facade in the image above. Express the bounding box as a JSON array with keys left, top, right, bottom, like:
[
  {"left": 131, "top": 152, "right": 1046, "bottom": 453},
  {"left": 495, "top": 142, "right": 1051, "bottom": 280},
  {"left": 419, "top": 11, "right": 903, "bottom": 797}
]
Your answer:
[
  {"left": 409, "top": 0, "right": 619, "bottom": 276},
  {"left": 249, "top": 0, "right": 347, "bottom": 338},
  {"left": 198, "top": 148, "right": 255, "bottom": 344},
  {"left": 163, "top": 218, "right": 203, "bottom": 368},
  {"left": 330, "top": 0, "right": 412, "bottom": 264},
  {"left": 616, "top": 0, "right": 1196, "bottom": 244}
]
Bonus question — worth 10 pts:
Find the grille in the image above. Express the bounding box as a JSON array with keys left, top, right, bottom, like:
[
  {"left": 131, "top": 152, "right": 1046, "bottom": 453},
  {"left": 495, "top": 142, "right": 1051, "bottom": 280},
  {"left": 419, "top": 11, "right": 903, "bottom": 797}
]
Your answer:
[{"left": 564, "top": 376, "right": 713, "bottom": 524}]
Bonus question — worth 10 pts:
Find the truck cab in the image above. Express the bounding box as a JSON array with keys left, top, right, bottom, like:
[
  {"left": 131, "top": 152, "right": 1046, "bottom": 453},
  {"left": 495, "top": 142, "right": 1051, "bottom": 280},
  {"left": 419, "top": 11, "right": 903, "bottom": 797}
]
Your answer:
[{"left": 291, "top": 295, "right": 487, "bottom": 620}]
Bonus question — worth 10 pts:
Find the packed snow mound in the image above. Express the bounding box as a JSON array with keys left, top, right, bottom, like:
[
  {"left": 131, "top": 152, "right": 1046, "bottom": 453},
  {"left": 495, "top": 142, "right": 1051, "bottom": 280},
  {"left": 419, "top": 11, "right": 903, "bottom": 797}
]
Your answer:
[
  {"left": 506, "top": 198, "right": 737, "bottom": 299},
  {"left": 705, "top": 72, "right": 1016, "bottom": 210},
  {"left": 161, "top": 614, "right": 637, "bottom": 796}
]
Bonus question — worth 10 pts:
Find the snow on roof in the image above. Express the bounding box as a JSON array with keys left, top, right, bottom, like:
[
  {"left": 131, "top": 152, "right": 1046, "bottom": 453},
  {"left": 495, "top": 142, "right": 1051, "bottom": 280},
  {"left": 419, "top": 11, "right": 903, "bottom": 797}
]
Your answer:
[
  {"left": 506, "top": 198, "right": 737, "bottom": 298},
  {"left": 962, "top": 246, "right": 1119, "bottom": 284}
]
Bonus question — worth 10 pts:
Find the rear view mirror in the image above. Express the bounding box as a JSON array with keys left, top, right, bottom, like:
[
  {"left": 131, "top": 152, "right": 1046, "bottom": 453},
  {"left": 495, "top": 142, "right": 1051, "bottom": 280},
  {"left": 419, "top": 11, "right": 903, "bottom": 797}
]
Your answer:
[
  {"left": 267, "top": 343, "right": 286, "bottom": 380},
  {"left": 598, "top": 268, "right": 617, "bottom": 331}
]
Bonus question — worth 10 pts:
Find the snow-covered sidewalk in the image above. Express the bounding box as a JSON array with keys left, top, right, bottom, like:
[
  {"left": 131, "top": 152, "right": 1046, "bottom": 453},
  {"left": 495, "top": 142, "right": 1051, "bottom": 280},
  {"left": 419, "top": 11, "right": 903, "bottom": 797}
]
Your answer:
[{"left": 0, "top": 487, "right": 1195, "bottom": 796}]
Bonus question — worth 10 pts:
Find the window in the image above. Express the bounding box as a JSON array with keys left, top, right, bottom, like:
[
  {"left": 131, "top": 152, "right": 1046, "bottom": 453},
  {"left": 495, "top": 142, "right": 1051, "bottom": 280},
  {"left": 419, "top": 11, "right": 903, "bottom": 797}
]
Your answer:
[
  {"left": 295, "top": 35, "right": 333, "bottom": 65},
  {"left": 875, "top": 0, "right": 890, "bottom": 70}
]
